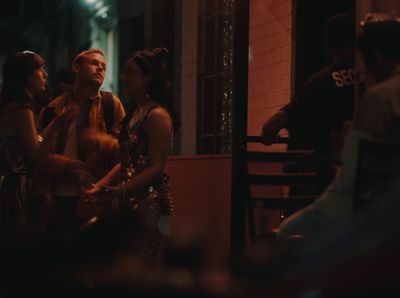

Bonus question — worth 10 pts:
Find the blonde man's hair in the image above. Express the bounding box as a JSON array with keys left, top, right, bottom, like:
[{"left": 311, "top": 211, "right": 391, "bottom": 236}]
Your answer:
[{"left": 72, "top": 48, "right": 105, "bottom": 66}]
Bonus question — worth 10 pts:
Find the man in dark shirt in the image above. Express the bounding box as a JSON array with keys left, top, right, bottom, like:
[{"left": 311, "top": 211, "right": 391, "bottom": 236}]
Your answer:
[
  {"left": 284, "top": 57, "right": 355, "bottom": 154},
  {"left": 261, "top": 14, "right": 355, "bottom": 190},
  {"left": 277, "top": 14, "right": 400, "bottom": 240}
]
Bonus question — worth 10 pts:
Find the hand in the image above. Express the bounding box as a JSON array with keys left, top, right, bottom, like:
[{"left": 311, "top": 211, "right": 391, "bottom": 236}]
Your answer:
[
  {"left": 83, "top": 184, "right": 120, "bottom": 196},
  {"left": 82, "top": 183, "right": 102, "bottom": 201},
  {"left": 261, "top": 110, "right": 288, "bottom": 146},
  {"left": 66, "top": 159, "right": 94, "bottom": 188},
  {"left": 77, "top": 184, "right": 119, "bottom": 219},
  {"left": 82, "top": 184, "right": 120, "bottom": 202},
  {"left": 261, "top": 124, "right": 276, "bottom": 146},
  {"left": 84, "top": 183, "right": 102, "bottom": 195},
  {"left": 101, "top": 185, "right": 121, "bottom": 196}
]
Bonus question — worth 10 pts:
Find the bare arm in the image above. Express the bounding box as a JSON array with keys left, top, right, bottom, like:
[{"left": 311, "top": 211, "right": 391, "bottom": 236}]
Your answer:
[
  {"left": 120, "top": 108, "right": 172, "bottom": 193},
  {"left": 13, "top": 107, "right": 58, "bottom": 164},
  {"left": 261, "top": 110, "right": 288, "bottom": 145},
  {"left": 14, "top": 104, "right": 78, "bottom": 168},
  {"left": 84, "top": 108, "right": 172, "bottom": 197},
  {"left": 96, "top": 162, "right": 121, "bottom": 186}
]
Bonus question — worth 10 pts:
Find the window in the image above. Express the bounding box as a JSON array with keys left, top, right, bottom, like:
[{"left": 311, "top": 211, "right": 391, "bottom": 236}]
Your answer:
[{"left": 197, "top": 0, "right": 234, "bottom": 154}]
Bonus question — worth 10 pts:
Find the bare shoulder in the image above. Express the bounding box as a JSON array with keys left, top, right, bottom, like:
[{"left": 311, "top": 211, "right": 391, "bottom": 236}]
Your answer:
[
  {"left": 111, "top": 94, "right": 123, "bottom": 104},
  {"left": 147, "top": 106, "right": 172, "bottom": 123},
  {"left": 12, "top": 104, "right": 34, "bottom": 122},
  {"left": 144, "top": 107, "right": 172, "bottom": 133},
  {"left": 4, "top": 103, "right": 33, "bottom": 124}
]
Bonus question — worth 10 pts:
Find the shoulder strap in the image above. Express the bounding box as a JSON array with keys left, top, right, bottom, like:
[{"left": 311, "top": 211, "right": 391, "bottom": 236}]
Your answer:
[
  {"left": 143, "top": 104, "right": 160, "bottom": 121},
  {"left": 100, "top": 91, "right": 115, "bottom": 133},
  {"left": 135, "top": 105, "right": 161, "bottom": 136}
]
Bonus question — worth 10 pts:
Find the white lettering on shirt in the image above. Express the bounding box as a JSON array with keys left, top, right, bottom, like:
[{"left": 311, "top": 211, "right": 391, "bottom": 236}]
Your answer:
[{"left": 332, "top": 69, "right": 355, "bottom": 87}]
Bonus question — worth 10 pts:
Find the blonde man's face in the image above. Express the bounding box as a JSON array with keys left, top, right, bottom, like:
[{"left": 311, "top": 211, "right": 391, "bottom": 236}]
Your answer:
[{"left": 75, "top": 52, "right": 106, "bottom": 87}]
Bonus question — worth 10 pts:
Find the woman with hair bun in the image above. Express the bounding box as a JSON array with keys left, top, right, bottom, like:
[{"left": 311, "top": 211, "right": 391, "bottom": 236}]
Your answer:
[{"left": 84, "top": 48, "right": 180, "bottom": 265}]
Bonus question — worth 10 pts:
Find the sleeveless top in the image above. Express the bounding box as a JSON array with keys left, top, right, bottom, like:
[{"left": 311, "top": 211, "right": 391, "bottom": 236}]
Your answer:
[{"left": 119, "top": 105, "right": 173, "bottom": 218}]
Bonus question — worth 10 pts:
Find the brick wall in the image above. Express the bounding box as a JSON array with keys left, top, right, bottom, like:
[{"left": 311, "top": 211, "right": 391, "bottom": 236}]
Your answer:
[
  {"left": 179, "top": 0, "right": 198, "bottom": 155},
  {"left": 248, "top": 0, "right": 292, "bottom": 137},
  {"left": 178, "top": 0, "right": 293, "bottom": 153},
  {"left": 167, "top": 154, "right": 231, "bottom": 271}
]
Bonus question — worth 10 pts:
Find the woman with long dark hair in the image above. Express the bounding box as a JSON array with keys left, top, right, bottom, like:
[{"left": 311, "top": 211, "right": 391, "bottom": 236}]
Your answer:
[
  {"left": 83, "top": 48, "right": 179, "bottom": 265},
  {"left": 0, "top": 51, "right": 74, "bottom": 240}
]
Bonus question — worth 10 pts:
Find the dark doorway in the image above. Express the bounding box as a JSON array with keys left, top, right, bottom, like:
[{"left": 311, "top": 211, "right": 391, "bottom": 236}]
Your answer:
[
  {"left": 293, "top": 0, "right": 355, "bottom": 93},
  {"left": 117, "top": 13, "right": 145, "bottom": 101}
]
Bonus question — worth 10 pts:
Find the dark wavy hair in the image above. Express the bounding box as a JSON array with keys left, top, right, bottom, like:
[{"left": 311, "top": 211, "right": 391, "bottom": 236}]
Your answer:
[
  {"left": 125, "top": 47, "right": 180, "bottom": 132},
  {"left": 0, "top": 51, "right": 44, "bottom": 112}
]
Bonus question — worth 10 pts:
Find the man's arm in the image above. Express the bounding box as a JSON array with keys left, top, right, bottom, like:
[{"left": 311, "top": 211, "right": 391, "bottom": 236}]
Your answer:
[{"left": 261, "top": 109, "right": 289, "bottom": 145}]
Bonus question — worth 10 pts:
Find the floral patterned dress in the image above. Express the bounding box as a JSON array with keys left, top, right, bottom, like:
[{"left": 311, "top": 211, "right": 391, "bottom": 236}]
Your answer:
[
  {"left": 118, "top": 105, "right": 173, "bottom": 265},
  {"left": 119, "top": 105, "right": 173, "bottom": 231}
]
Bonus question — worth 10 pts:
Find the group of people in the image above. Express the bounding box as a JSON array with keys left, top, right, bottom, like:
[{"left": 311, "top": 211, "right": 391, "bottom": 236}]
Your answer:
[
  {"left": 2, "top": 10, "right": 400, "bottom": 282},
  {"left": 0, "top": 47, "right": 178, "bottom": 266},
  {"left": 261, "top": 13, "right": 400, "bottom": 239}
]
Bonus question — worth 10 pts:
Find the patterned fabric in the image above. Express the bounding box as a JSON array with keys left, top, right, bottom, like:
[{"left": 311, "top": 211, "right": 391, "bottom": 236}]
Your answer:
[
  {"left": 0, "top": 136, "right": 36, "bottom": 241},
  {"left": 118, "top": 104, "right": 173, "bottom": 266},
  {"left": 119, "top": 105, "right": 173, "bottom": 220}
]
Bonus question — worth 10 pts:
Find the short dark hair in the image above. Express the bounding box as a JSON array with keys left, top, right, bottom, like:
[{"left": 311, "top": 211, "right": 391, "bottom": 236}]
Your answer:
[
  {"left": 325, "top": 14, "right": 355, "bottom": 49},
  {"left": 357, "top": 21, "right": 400, "bottom": 67}
]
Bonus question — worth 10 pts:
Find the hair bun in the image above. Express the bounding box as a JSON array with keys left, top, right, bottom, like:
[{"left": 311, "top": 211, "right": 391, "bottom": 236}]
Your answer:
[{"left": 153, "top": 48, "right": 169, "bottom": 62}]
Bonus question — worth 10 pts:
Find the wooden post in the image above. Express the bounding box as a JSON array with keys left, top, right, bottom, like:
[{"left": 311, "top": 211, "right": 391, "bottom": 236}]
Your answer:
[{"left": 230, "top": 0, "right": 249, "bottom": 268}]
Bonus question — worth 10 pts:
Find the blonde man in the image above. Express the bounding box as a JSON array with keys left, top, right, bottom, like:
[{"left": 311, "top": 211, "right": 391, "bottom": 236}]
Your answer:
[{"left": 39, "top": 48, "right": 125, "bottom": 236}]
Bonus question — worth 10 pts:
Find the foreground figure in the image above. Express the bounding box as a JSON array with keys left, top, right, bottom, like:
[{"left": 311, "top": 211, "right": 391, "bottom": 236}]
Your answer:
[{"left": 278, "top": 16, "right": 400, "bottom": 239}]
